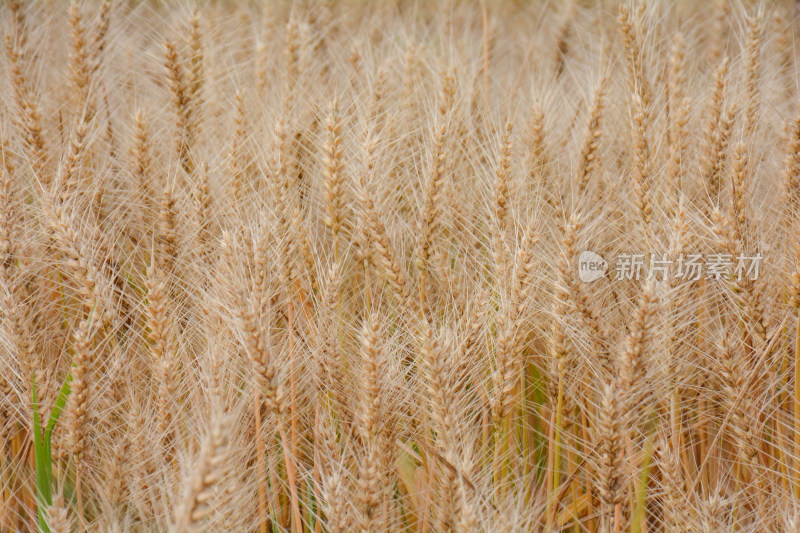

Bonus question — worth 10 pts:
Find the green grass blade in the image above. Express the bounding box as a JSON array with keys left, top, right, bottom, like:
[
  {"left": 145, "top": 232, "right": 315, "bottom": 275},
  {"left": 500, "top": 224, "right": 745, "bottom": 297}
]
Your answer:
[
  {"left": 630, "top": 435, "right": 655, "bottom": 533},
  {"left": 46, "top": 374, "right": 72, "bottom": 440},
  {"left": 32, "top": 372, "right": 72, "bottom": 533},
  {"left": 32, "top": 375, "right": 51, "bottom": 533}
]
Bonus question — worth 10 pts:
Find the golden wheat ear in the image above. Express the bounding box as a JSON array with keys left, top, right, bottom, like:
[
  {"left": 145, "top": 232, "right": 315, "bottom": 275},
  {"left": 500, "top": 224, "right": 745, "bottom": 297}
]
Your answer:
[{"left": 2, "top": 2, "right": 800, "bottom": 531}]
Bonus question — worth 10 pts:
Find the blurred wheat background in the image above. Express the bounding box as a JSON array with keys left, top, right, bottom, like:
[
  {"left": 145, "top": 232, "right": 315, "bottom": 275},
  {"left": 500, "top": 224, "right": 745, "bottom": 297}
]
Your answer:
[{"left": 2, "top": 0, "right": 800, "bottom": 531}]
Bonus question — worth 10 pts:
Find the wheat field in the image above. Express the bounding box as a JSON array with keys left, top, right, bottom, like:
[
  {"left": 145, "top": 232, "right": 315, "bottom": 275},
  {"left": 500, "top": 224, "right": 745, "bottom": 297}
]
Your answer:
[{"left": 3, "top": 0, "right": 800, "bottom": 531}]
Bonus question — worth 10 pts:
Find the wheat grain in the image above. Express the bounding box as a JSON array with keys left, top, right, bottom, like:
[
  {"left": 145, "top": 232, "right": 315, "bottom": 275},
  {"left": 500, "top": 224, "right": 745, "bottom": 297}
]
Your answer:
[{"left": 1, "top": 3, "right": 798, "bottom": 531}]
